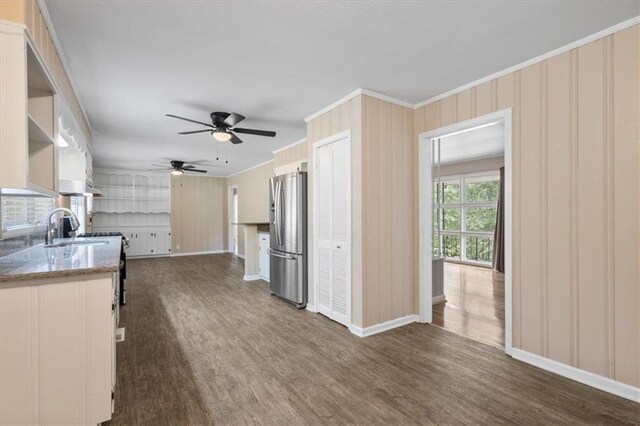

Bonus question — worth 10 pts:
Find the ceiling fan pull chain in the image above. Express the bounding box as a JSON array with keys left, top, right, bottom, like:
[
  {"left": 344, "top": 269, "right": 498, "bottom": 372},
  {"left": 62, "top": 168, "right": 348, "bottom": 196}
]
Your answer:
[{"left": 216, "top": 140, "right": 219, "bottom": 161}]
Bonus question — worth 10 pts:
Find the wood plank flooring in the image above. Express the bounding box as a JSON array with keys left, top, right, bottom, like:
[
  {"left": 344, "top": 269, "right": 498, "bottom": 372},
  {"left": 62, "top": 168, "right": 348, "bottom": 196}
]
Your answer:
[
  {"left": 433, "top": 262, "right": 505, "bottom": 348},
  {"left": 108, "top": 254, "right": 639, "bottom": 425}
]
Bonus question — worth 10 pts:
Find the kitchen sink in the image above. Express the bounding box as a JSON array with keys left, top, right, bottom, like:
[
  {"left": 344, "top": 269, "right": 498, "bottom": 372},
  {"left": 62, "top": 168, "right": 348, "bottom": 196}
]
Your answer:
[{"left": 46, "top": 240, "right": 110, "bottom": 248}]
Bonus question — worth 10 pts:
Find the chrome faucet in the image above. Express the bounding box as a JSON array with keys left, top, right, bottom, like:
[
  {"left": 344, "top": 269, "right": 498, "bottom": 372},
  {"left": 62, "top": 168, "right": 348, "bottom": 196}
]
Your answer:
[{"left": 45, "top": 207, "right": 80, "bottom": 246}]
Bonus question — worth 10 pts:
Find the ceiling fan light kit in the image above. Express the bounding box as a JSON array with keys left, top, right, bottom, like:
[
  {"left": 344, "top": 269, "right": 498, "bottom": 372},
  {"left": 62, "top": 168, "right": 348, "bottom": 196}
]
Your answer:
[{"left": 213, "top": 130, "right": 232, "bottom": 142}]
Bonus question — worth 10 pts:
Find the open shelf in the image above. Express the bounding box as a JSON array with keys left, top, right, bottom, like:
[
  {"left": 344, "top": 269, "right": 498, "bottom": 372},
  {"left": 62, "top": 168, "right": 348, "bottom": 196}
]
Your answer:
[
  {"left": 91, "top": 210, "right": 171, "bottom": 214},
  {"left": 95, "top": 184, "right": 170, "bottom": 190},
  {"left": 97, "top": 197, "right": 170, "bottom": 201},
  {"left": 28, "top": 114, "right": 55, "bottom": 146}
]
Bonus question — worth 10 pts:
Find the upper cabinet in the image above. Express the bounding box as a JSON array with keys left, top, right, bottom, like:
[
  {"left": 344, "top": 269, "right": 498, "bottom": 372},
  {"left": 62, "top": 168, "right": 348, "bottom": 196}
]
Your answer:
[{"left": 0, "top": 21, "right": 58, "bottom": 196}]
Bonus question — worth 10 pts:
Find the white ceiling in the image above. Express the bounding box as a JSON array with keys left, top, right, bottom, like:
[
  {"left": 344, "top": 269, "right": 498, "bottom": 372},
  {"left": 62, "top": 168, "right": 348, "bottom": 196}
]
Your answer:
[
  {"left": 435, "top": 122, "right": 504, "bottom": 165},
  {"left": 43, "top": 1, "right": 639, "bottom": 176}
]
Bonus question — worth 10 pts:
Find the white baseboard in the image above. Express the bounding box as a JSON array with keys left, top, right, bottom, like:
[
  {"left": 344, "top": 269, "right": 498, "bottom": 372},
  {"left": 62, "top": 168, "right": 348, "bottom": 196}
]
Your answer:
[
  {"left": 305, "top": 303, "right": 317, "bottom": 313},
  {"left": 236, "top": 253, "right": 245, "bottom": 259},
  {"left": 260, "top": 275, "right": 270, "bottom": 283},
  {"left": 432, "top": 294, "right": 446, "bottom": 305},
  {"left": 171, "top": 250, "right": 226, "bottom": 257},
  {"left": 243, "top": 275, "right": 262, "bottom": 281},
  {"left": 349, "top": 314, "right": 418, "bottom": 338},
  {"left": 128, "top": 254, "right": 171, "bottom": 259},
  {"left": 510, "top": 348, "right": 640, "bottom": 403}
]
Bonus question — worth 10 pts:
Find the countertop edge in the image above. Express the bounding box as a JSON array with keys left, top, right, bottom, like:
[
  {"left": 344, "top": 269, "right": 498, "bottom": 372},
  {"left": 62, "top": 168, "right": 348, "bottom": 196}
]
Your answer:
[{"left": 0, "top": 264, "right": 119, "bottom": 283}]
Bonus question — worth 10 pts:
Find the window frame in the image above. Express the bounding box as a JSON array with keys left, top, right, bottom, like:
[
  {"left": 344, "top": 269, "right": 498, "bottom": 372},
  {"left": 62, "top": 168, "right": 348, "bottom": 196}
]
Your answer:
[{"left": 434, "top": 170, "right": 500, "bottom": 266}]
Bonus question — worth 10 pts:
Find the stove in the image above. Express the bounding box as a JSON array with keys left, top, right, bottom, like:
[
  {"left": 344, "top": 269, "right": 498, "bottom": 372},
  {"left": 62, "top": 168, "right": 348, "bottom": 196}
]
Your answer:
[
  {"left": 77, "top": 232, "right": 128, "bottom": 306},
  {"left": 77, "top": 231, "right": 125, "bottom": 238}
]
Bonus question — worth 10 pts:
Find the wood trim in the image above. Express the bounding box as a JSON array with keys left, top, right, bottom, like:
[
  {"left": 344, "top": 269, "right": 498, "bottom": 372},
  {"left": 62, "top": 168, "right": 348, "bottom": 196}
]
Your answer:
[
  {"left": 348, "top": 314, "right": 418, "bottom": 338},
  {"left": 511, "top": 348, "right": 640, "bottom": 403},
  {"left": 415, "top": 15, "right": 640, "bottom": 108}
]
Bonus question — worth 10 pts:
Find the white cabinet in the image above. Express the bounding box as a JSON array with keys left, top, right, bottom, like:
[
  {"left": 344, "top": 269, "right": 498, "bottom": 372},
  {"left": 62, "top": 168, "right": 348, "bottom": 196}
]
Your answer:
[
  {"left": 0, "top": 22, "right": 58, "bottom": 196},
  {"left": 315, "top": 135, "right": 351, "bottom": 326},
  {"left": 0, "top": 273, "right": 116, "bottom": 424},
  {"left": 258, "top": 233, "right": 270, "bottom": 281},
  {"left": 125, "top": 229, "right": 171, "bottom": 257}
]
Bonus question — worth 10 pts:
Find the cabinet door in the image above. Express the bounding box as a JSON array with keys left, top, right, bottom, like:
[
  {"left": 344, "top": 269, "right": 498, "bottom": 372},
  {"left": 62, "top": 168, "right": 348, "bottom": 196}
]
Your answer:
[
  {"left": 259, "top": 234, "right": 270, "bottom": 280},
  {"left": 146, "top": 231, "right": 157, "bottom": 255}
]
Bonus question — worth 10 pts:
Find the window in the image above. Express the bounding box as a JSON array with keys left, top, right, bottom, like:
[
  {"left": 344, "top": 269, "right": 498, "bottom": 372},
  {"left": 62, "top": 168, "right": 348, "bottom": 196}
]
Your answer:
[
  {"left": 0, "top": 196, "right": 55, "bottom": 237},
  {"left": 70, "top": 196, "right": 86, "bottom": 234},
  {"left": 433, "top": 171, "right": 500, "bottom": 265}
]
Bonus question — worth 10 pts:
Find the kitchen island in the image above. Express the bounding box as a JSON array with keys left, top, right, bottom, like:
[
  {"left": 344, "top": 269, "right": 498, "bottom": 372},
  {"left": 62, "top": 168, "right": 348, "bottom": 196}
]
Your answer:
[{"left": 0, "top": 237, "right": 122, "bottom": 425}]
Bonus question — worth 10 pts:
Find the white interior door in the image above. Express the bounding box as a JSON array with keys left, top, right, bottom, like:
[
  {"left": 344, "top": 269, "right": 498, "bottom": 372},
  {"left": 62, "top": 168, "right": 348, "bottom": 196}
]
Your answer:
[{"left": 315, "top": 135, "right": 350, "bottom": 326}]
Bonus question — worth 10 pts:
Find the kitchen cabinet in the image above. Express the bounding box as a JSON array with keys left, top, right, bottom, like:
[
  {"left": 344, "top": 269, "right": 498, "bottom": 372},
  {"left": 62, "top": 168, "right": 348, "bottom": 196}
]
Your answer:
[
  {"left": 125, "top": 229, "right": 171, "bottom": 257},
  {"left": 0, "top": 22, "right": 58, "bottom": 196},
  {"left": 0, "top": 272, "right": 117, "bottom": 424},
  {"left": 258, "top": 233, "right": 270, "bottom": 281}
]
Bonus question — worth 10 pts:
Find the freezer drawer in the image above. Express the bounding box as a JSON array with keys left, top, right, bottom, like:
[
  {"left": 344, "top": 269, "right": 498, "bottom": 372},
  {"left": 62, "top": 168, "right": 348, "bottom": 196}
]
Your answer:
[{"left": 269, "top": 250, "right": 307, "bottom": 308}]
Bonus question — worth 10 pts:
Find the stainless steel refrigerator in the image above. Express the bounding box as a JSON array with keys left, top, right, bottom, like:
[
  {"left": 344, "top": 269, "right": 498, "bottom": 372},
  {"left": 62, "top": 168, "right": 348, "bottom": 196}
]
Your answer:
[{"left": 269, "top": 171, "right": 307, "bottom": 308}]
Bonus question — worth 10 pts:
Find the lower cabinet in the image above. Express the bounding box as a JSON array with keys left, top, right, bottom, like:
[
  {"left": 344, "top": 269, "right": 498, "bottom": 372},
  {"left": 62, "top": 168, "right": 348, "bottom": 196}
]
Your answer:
[
  {"left": 258, "top": 233, "right": 270, "bottom": 281},
  {"left": 0, "top": 272, "right": 116, "bottom": 424},
  {"left": 125, "top": 228, "right": 171, "bottom": 257}
]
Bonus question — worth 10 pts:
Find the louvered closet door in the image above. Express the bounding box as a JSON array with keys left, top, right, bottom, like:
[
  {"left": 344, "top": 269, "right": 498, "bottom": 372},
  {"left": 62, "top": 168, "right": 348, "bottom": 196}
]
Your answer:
[{"left": 315, "top": 136, "right": 350, "bottom": 326}]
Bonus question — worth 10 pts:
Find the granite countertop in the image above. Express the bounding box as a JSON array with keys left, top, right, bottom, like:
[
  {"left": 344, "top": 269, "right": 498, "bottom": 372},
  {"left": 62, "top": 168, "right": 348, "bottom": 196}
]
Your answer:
[{"left": 0, "top": 236, "right": 122, "bottom": 283}]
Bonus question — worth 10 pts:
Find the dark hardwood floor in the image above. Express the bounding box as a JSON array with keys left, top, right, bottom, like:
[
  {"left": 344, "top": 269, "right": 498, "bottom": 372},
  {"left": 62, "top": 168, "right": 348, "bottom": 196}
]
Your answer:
[
  {"left": 109, "top": 254, "right": 639, "bottom": 425},
  {"left": 433, "top": 262, "right": 505, "bottom": 348}
]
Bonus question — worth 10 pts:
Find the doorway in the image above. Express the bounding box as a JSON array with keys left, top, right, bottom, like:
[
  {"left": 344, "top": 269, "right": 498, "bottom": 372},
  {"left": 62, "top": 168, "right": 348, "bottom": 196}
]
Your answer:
[{"left": 419, "top": 110, "right": 512, "bottom": 354}]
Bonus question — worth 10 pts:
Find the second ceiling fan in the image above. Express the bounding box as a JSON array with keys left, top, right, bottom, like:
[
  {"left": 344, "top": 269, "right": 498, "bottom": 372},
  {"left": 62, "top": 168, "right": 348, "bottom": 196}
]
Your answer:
[{"left": 166, "top": 111, "right": 276, "bottom": 144}]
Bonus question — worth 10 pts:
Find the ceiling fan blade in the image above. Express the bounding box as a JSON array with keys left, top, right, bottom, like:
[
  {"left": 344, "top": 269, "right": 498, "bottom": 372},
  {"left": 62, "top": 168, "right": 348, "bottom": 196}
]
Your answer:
[
  {"left": 182, "top": 165, "right": 196, "bottom": 169},
  {"left": 223, "top": 112, "right": 245, "bottom": 127},
  {"left": 184, "top": 168, "right": 207, "bottom": 173},
  {"left": 229, "top": 133, "right": 243, "bottom": 144},
  {"left": 166, "top": 114, "right": 213, "bottom": 128},
  {"left": 178, "top": 129, "right": 212, "bottom": 135},
  {"left": 233, "top": 128, "right": 276, "bottom": 137}
]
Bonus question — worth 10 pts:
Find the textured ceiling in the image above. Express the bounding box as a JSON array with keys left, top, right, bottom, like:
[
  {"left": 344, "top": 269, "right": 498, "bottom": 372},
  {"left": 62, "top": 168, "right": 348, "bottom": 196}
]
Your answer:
[{"left": 43, "top": 1, "right": 639, "bottom": 175}]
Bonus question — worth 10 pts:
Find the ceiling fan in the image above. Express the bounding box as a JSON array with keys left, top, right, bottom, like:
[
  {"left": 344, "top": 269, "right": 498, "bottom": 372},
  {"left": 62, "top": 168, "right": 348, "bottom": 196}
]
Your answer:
[
  {"left": 151, "top": 160, "right": 208, "bottom": 176},
  {"left": 166, "top": 111, "right": 276, "bottom": 144}
]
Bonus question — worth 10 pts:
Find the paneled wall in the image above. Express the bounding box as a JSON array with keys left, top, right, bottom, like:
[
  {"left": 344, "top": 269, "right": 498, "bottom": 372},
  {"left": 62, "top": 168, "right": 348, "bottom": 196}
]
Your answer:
[
  {"left": 273, "top": 140, "right": 308, "bottom": 169},
  {"left": 171, "top": 175, "right": 226, "bottom": 254},
  {"left": 414, "top": 25, "right": 639, "bottom": 387},
  {"left": 0, "top": 0, "right": 92, "bottom": 141},
  {"left": 361, "top": 96, "right": 415, "bottom": 327},
  {"left": 226, "top": 161, "right": 273, "bottom": 224},
  {"left": 225, "top": 160, "right": 274, "bottom": 255},
  {"left": 307, "top": 96, "right": 363, "bottom": 322}
]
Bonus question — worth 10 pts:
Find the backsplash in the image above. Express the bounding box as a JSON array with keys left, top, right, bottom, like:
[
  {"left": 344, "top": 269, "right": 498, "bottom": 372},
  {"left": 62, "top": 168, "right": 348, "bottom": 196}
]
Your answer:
[{"left": 0, "top": 231, "right": 46, "bottom": 258}]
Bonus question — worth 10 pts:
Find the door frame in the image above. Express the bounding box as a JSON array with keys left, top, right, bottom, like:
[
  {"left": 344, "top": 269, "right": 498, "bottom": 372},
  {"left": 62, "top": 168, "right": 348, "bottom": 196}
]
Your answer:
[
  {"left": 312, "top": 129, "right": 352, "bottom": 327},
  {"left": 227, "top": 184, "right": 238, "bottom": 255},
  {"left": 418, "top": 109, "right": 513, "bottom": 355}
]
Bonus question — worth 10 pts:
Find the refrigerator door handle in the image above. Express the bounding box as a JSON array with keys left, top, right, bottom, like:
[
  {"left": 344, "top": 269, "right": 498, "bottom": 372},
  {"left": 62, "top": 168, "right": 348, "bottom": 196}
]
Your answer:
[
  {"left": 278, "top": 179, "right": 285, "bottom": 246},
  {"left": 268, "top": 248, "right": 295, "bottom": 260},
  {"left": 275, "top": 179, "right": 282, "bottom": 246}
]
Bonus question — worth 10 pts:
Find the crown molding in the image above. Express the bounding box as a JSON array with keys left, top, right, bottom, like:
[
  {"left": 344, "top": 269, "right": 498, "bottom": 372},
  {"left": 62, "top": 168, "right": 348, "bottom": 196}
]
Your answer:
[
  {"left": 414, "top": 14, "right": 640, "bottom": 108},
  {"left": 272, "top": 137, "right": 308, "bottom": 155},
  {"left": 304, "top": 15, "right": 640, "bottom": 120},
  {"left": 304, "top": 88, "right": 413, "bottom": 123},
  {"left": 226, "top": 159, "right": 274, "bottom": 178}
]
